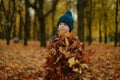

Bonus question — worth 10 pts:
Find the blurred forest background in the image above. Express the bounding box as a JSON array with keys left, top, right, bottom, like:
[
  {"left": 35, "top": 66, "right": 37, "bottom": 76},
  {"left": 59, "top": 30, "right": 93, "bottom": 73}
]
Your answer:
[
  {"left": 0, "top": 0, "right": 120, "bottom": 47},
  {"left": 0, "top": 0, "right": 120, "bottom": 79}
]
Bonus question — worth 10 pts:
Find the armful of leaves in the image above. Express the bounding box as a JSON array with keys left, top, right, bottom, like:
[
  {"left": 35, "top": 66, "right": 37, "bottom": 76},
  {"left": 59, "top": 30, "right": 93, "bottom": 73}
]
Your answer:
[{"left": 43, "top": 31, "right": 95, "bottom": 80}]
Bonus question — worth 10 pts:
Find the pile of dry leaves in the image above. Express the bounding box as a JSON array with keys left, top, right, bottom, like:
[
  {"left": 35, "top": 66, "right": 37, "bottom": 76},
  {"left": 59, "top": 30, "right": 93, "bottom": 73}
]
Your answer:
[{"left": 43, "top": 31, "right": 94, "bottom": 80}]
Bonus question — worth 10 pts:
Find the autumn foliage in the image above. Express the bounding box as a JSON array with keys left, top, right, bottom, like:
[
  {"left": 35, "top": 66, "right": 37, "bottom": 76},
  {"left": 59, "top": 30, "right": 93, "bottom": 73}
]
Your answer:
[
  {"left": 43, "top": 31, "right": 94, "bottom": 80},
  {"left": 0, "top": 34, "right": 120, "bottom": 80}
]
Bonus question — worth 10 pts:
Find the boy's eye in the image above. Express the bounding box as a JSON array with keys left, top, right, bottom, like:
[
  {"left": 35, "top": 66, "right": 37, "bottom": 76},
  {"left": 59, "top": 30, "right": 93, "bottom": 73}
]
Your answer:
[
  {"left": 59, "top": 23, "right": 62, "bottom": 25},
  {"left": 63, "top": 23, "right": 67, "bottom": 26}
]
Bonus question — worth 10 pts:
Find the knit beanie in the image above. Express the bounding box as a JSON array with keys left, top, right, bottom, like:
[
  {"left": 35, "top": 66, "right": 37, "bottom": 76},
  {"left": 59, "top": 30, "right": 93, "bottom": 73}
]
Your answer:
[{"left": 57, "top": 10, "right": 74, "bottom": 32}]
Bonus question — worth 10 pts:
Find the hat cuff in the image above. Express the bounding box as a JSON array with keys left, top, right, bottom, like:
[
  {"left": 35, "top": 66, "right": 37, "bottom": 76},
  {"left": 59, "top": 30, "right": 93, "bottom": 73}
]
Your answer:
[
  {"left": 58, "top": 18, "right": 73, "bottom": 32},
  {"left": 58, "top": 21, "right": 72, "bottom": 32}
]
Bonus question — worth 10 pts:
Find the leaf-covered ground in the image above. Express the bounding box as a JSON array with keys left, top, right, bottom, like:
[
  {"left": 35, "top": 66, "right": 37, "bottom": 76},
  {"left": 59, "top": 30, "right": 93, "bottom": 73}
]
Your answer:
[
  {"left": 87, "top": 43, "right": 120, "bottom": 79},
  {"left": 0, "top": 40, "right": 120, "bottom": 80}
]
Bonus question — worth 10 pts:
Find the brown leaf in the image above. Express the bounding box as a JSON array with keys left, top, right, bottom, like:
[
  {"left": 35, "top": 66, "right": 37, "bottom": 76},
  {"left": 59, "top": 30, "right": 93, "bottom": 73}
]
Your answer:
[
  {"left": 59, "top": 47, "right": 70, "bottom": 58},
  {"left": 54, "top": 54, "right": 62, "bottom": 65},
  {"left": 68, "top": 57, "right": 76, "bottom": 67},
  {"left": 80, "top": 64, "right": 89, "bottom": 69},
  {"left": 56, "top": 66, "right": 62, "bottom": 76},
  {"left": 65, "top": 37, "right": 69, "bottom": 47}
]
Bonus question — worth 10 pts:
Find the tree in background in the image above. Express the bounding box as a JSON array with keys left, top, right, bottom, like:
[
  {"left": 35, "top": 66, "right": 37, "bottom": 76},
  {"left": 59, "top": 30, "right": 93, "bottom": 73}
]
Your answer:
[
  {"left": 0, "top": 0, "right": 119, "bottom": 47},
  {"left": 18, "top": 7, "right": 24, "bottom": 40},
  {"left": 77, "top": 0, "right": 86, "bottom": 42},
  {"left": 85, "top": 0, "right": 95, "bottom": 45},
  {"left": 97, "top": 0, "right": 108, "bottom": 44},
  {"left": 103, "top": 12, "right": 108, "bottom": 44},
  {"left": 114, "top": 0, "right": 119, "bottom": 46},
  {"left": 51, "top": 0, "right": 59, "bottom": 35},
  {"left": 24, "top": 0, "right": 29, "bottom": 46},
  {"left": 6, "top": 0, "right": 16, "bottom": 45},
  {"left": 98, "top": 16, "right": 102, "bottom": 43},
  {"left": 28, "top": 0, "right": 59, "bottom": 47},
  {"left": 96, "top": 2, "right": 103, "bottom": 43},
  {"left": 0, "top": 0, "right": 5, "bottom": 39}
]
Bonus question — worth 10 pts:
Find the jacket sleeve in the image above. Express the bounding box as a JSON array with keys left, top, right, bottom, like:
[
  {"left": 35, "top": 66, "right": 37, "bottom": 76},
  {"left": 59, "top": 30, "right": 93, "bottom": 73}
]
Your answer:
[{"left": 52, "top": 32, "right": 58, "bottom": 42}]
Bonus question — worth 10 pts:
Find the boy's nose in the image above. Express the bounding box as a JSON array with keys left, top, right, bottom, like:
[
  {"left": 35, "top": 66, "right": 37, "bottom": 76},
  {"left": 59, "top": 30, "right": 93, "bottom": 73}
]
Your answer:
[{"left": 60, "top": 24, "right": 64, "bottom": 28}]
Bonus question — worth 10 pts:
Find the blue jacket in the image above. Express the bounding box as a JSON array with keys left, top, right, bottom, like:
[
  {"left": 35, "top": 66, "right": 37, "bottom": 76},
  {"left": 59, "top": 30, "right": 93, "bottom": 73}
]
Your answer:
[{"left": 52, "top": 32, "right": 58, "bottom": 42}]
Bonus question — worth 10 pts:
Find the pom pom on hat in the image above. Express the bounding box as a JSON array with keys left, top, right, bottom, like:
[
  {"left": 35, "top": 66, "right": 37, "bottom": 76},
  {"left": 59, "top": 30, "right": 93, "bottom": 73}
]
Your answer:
[{"left": 57, "top": 10, "right": 74, "bottom": 32}]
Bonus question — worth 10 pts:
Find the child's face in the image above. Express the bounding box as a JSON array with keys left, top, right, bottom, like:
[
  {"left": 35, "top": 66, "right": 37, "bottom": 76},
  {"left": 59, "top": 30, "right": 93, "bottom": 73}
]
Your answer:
[{"left": 58, "top": 22, "right": 70, "bottom": 33}]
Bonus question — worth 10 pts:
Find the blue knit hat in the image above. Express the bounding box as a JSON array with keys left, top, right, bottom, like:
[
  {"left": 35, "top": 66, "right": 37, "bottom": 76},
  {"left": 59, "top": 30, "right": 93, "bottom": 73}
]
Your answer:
[{"left": 57, "top": 10, "right": 74, "bottom": 32}]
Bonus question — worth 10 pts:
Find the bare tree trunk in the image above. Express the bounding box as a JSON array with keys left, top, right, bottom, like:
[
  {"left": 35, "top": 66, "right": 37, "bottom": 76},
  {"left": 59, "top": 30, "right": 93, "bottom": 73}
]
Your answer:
[
  {"left": 77, "top": 0, "right": 85, "bottom": 42},
  {"left": 12, "top": 24, "right": 16, "bottom": 38},
  {"left": 37, "top": 0, "right": 46, "bottom": 47},
  {"left": 6, "top": 0, "right": 11, "bottom": 45},
  {"left": 52, "top": 0, "right": 59, "bottom": 35},
  {"left": 101, "top": 1, "right": 108, "bottom": 44},
  {"left": 33, "top": 14, "right": 37, "bottom": 40},
  {"left": 99, "top": 18, "right": 102, "bottom": 43},
  {"left": 28, "top": 0, "right": 58, "bottom": 47},
  {"left": 87, "top": 0, "right": 93, "bottom": 45},
  {"left": 30, "top": 0, "right": 46, "bottom": 46},
  {"left": 18, "top": 11, "right": 23, "bottom": 40},
  {"left": 0, "top": 0, "right": 2, "bottom": 39},
  {"left": 104, "top": 13, "right": 107, "bottom": 44},
  {"left": 24, "top": 0, "right": 29, "bottom": 46},
  {"left": 114, "top": 0, "right": 119, "bottom": 46},
  {"left": 6, "top": 0, "right": 15, "bottom": 45},
  {"left": 118, "top": 32, "right": 120, "bottom": 46},
  {"left": 0, "top": 0, "right": 5, "bottom": 39}
]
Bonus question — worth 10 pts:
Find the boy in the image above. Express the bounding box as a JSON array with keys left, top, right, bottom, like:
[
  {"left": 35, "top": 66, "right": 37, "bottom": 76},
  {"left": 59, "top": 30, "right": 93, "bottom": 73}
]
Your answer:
[
  {"left": 43, "top": 10, "right": 86, "bottom": 80},
  {"left": 52, "top": 10, "right": 74, "bottom": 42}
]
